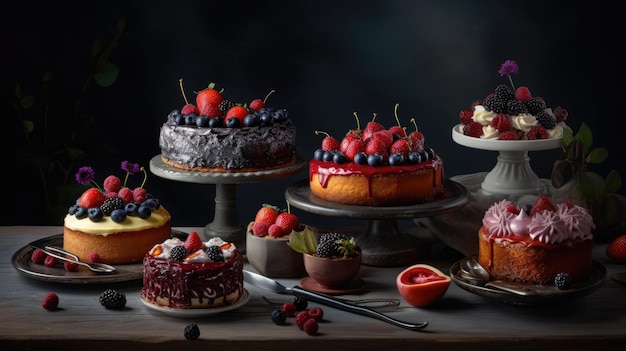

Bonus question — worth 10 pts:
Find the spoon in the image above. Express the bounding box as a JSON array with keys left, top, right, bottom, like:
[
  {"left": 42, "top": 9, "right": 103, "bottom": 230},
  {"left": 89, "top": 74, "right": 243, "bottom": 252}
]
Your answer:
[
  {"left": 461, "top": 258, "right": 490, "bottom": 281},
  {"left": 30, "top": 245, "right": 117, "bottom": 273}
]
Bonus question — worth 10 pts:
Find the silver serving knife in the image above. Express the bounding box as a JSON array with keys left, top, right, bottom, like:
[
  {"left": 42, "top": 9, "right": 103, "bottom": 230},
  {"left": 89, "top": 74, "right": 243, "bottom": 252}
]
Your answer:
[{"left": 243, "top": 270, "right": 428, "bottom": 331}]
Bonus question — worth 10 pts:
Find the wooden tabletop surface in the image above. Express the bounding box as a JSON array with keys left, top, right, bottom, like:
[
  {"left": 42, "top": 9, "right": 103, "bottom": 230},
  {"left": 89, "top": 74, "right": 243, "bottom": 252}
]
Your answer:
[{"left": 1, "top": 226, "right": 625, "bottom": 351}]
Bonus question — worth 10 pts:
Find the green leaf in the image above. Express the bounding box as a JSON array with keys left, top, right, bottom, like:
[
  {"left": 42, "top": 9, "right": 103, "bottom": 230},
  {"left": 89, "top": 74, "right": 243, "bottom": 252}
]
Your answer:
[
  {"left": 605, "top": 170, "right": 622, "bottom": 194},
  {"left": 587, "top": 147, "right": 608, "bottom": 164},
  {"left": 116, "top": 18, "right": 126, "bottom": 34},
  {"left": 560, "top": 127, "right": 574, "bottom": 150},
  {"left": 20, "top": 95, "right": 35, "bottom": 109},
  {"left": 575, "top": 122, "right": 593, "bottom": 155},
  {"left": 22, "top": 120, "right": 34, "bottom": 133},
  {"left": 287, "top": 226, "right": 317, "bottom": 254},
  {"left": 576, "top": 171, "right": 605, "bottom": 203},
  {"left": 92, "top": 60, "right": 119, "bottom": 87}
]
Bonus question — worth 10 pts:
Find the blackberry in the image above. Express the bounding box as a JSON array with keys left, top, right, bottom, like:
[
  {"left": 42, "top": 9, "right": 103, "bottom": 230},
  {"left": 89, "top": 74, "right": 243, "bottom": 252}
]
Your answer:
[
  {"left": 319, "top": 232, "right": 348, "bottom": 244},
  {"left": 316, "top": 240, "right": 336, "bottom": 258},
  {"left": 184, "top": 323, "right": 201, "bottom": 340},
  {"left": 506, "top": 100, "right": 528, "bottom": 116},
  {"left": 535, "top": 111, "right": 556, "bottom": 129},
  {"left": 293, "top": 296, "right": 308, "bottom": 311},
  {"left": 205, "top": 245, "right": 224, "bottom": 262},
  {"left": 554, "top": 272, "right": 571, "bottom": 290},
  {"left": 494, "top": 84, "right": 514, "bottom": 100},
  {"left": 483, "top": 96, "right": 507, "bottom": 114},
  {"left": 218, "top": 99, "right": 235, "bottom": 114},
  {"left": 100, "top": 197, "right": 125, "bottom": 216},
  {"left": 170, "top": 245, "right": 188, "bottom": 262},
  {"left": 99, "top": 289, "right": 126, "bottom": 310},
  {"left": 525, "top": 97, "right": 546, "bottom": 114}
]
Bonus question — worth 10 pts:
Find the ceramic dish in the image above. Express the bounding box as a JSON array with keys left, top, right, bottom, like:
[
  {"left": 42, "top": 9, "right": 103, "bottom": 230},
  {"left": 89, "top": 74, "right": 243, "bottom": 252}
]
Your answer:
[
  {"left": 140, "top": 289, "right": 249, "bottom": 317},
  {"left": 450, "top": 258, "right": 606, "bottom": 305}
]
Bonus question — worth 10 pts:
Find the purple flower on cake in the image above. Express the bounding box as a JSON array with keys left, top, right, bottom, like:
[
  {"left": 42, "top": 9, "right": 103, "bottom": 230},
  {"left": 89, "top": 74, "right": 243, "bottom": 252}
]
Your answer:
[
  {"left": 75, "top": 161, "right": 147, "bottom": 190},
  {"left": 121, "top": 161, "right": 141, "bottom": 175},
  {"left": 75, "top": 166, "right": 102, "bottom": 190},
  {"left": 498, "top": 60, "right": 519, "bottom": 91}
]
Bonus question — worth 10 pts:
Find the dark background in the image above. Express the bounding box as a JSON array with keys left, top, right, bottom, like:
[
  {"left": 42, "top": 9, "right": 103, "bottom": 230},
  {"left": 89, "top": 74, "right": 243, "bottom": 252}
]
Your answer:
[{"left": 3, "top": 0, "right": 624, "bottom": 228}]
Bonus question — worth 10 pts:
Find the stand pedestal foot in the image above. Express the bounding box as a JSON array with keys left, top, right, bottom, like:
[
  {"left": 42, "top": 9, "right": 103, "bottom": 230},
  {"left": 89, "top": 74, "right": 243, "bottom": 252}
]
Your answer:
[
  {"left": 356, "top": 219, "right": 420, "bottom": 267},
  {"left": 204, "top": 184, "right": 246, "bottom": 252}
]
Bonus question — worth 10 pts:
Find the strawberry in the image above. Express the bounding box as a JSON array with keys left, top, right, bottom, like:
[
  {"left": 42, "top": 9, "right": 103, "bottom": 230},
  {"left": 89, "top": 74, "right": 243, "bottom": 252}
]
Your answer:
[
  {"left": 77, "top": 188, "right": 106, "bottom": 208},
  {"left": 181, "top": 103, "right": 199, "bottom": 115},
  {"left": 339, "top": 132, "right": 360, "bottom": 154},
  {"left": 254, "top": 204, "right": 280, "bottom": 226},
  {"left": 491, "top": 113, "right": 512, "bottom": 132},
  {"left": 103, "top": 175, "right": 122, "bottom": 193},
  {"left": 361, "top": 119, "right": 385, "bottom": 144},
  {"left": 459, "top": 109, "right": 474, "bottom": 124},
  {"left": 515, "top": 86, "right": 532, "bottom": 103},
  {"left": 365, "top": 138, "right": 388, "bottom": 157},
  {"left": 607, "top": 234, "right": 626, "bottom": 264},
  {"left": 224, "top": 105, "right": 249, "bottom": 126},
  {"left": 196, "top": 83, "right": 224, "bottom": 114},
  {"left": 389, "top": 125, "right": 406, "bottom": 138},
  {"left": 408, "top": 118, "right": 425, "bottom": 150},
  {"left": 184, "top": 231, "right": 203, "bottom": 253},
  {"left": 371, "top": 129, "right": 394, "bottom": 149},
  {"left": 252, "top": 221, "right": 269, "bottom": 237},
  {"left": 315, "top": 130, "right": 339, "bottom": 151},
  {"left": 390, "top": 138, "right": 411, "bottom": 158},
  {"left": 199, "top": 103, "right": 223, "bottom": 118},
  {"left": 275, "top": 212, "right": 299, "bottom": 234},
  {"left": 530, "top": 194, "right": 557, "bottom": 216},
  {"left": 42, "top": 292, "right": 59, "bottom": 311},
  {"left": 344, "top": 138, "right": 366, "bottom": 160}
]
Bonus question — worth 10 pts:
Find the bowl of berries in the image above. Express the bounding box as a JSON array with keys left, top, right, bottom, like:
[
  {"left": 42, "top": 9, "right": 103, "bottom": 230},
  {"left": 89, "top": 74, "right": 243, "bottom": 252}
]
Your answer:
[{"left": 246, "top": 204, "right": 309, "bottom": 278}]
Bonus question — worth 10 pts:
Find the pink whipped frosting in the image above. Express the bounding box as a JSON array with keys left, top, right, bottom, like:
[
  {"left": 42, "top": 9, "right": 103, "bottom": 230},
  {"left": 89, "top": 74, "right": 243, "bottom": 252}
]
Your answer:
[{"left": 482, "top": 199, "right": 594, "bottom": 244}]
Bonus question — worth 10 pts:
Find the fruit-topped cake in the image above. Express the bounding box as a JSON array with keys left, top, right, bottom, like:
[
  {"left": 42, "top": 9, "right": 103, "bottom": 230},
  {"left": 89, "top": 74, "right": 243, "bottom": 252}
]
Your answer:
[
  {"left": 477, "top": 194, "right": 594, "bottom": 285},
  {"left": 456, "top": 60, "right": 569, "bottom": 140},
  {"left": 63, "top": 161, "right": 171, "bottom": 264},
  {"left": 159, "top": 80, "right": 299, "bottom": 172},
  {"left": 309, "top": 104, "right": 444, "bottom": 206},
  {"left": 141, "top": 231, "right": 244, "bottom": 309}
]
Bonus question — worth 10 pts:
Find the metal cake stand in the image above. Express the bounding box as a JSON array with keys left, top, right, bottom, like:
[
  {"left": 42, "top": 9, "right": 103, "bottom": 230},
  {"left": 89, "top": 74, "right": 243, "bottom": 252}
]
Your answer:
[
  {"left": 150, "top": 155, "right": 306, "bottom": 252},
  {"left": 285, "top": 178, "right": 469, "bottom": 267}
]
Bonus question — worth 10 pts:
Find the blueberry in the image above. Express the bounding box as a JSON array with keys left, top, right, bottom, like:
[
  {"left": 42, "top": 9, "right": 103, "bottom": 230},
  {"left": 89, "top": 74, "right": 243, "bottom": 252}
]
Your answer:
[
  {"left": 138, "top": 205, "right": 152, "bottom": 219},
  {"left": 272, "top": 108, "right": 288, "bottom": 122},
  {"left": 175, "top": 114, "right": 186, "bottom": 125},
  {"left": 271, "top": 309, "right": 287, "bottom": 325},
  {"left": 143, "top": 198, "right": 159, "bottom": 210},
  {"left": 322, "top": 150, "right": 335, "bottom": 162},
  {"left": 208, "top": 117, "right": 222, "bottom": 128},
  {"left": 185, "top": 114, "right": 197, "bottom": 125},
  {"left": 124, "top": 203, "right": 139, "bottom": 216},
  {"left": 196, "top": 116, "right": 210, "bottom": 127},
  {"left": 389, "top": 153, "right": 404, "bottom": 166},
  {"left": 333, "top": 152, "right": 348, "bottom": 164},
  {"left": 68, "top": 204, "right": 79, "bottom": 215},
  {"left": 418, "top": 149, "right": 429, "bottom": 162},
  {"left": 354, "top": 151, "right": 368, "bottom": 165},
  {"left": 367, "top": 153, "right": 384, "bottom": 166},
  {"left": 168, "top": 109, "right": 182, "bottom": 122},
  {"left": 313, "top": 149, "right": 325, "bottom": 161},
  {"left": 110, "top": 209, "right": 127, "bottom": 223},
  {"left": 243, "top": 113, "right": 259, "bottom": 127},
  {"left": 88, "top": 207, "right": 103, "bottom": 222},
  {"left": 225, "top": 117, "right": 240, "bottom": 128},
  {"left": 425, "top": 147, "right": 436, "bottom": 159},
  {"left": 259, "top": 112, "right": 273, "bottom": 126},
  {"left": 407, "top": 151, "right": 421, "bottom": 164},
  {"left": 75, "top": 207, "right": 88, "bottom": 219}
]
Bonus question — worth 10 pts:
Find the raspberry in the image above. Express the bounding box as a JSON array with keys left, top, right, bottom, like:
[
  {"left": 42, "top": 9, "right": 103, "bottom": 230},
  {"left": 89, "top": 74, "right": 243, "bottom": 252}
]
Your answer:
[
  {"left": 498, "top": 131, "right": 519, "bottom": 140},
  {"left": 491, "top": 113, "right": 512, "bottom": 132},
  {"left": 515, "top": 86, "right": 532, "bottom": 103},
  {"left": 184, "top": 323, "right": 201, "bottom": 340},
  {"left": 506, "top": 204, "right": 520, "bottom": 214},
  {"left": 42, "top": 292, "right": 59, "bottom": 311},
  {"left": 526, "top": 125, "right": 548, "bottom": 140},
  {"left": 31, "top": 248, "right": 47, "bottom": 264},
  {"left": 181, "top": 103, "right": 199, "bottom": 115},
  {"left": 462, "top": 121, "right": 483, "bottom": 138},
  {"left": 296, "top": 310, "right": 313, "bottom": 330},
  {"left": 252, "top": 221, "right": 269, "bottom": 237},
  {"left": 117, "top": 187, "right": 133, "bottom": 203},
  {"left": 88, "top": 251, "right": 101, "bottom": 263},
  {"left": 281, "top": 302, "right": 297, "bottom": 317},
  {"left": 133, "top": 187, "right": 147, "bottom": 204},
  {"left": 308, "top": 306, "right": 324, "bottom": 322},
  {"left": 459, "top": 109, "right": 473, "bottom": 124},
  {"left": 268, "top": 224, "right": 285, "bottom": 238},
  {"left": 104, "top": 191, "right": 118, "bottom": 199},
  {"left": 44, "top": 255, "right": 57, "bottom": 267},
  {"left": 64, "top": 260, "right": 79, "bottom": 272},
  {"left": 302, "top": 318, "right": 319, "bottom": 336},
  {"left": 249, "top": 98, "right": 264, "bottom": 111},
  {"left": 103, "top": 175, "right": 122, "bottom": 193}
]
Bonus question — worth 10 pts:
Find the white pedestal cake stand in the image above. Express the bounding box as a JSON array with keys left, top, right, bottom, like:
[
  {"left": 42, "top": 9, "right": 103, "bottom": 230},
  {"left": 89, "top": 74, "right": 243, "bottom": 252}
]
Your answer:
[
  {"left": 150, "top": 155, "right": 306, "bottom": 252},
  {"left": 285, "top": 179, "right": 469, "bottom": 267},
  {"left": 451, "top": 125, "right": 562, "bottom": 196}
]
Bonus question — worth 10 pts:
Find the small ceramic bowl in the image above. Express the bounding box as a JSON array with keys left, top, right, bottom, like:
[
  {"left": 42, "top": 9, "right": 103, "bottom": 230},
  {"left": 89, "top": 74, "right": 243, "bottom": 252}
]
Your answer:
[
  {"left": 303, "top": 252, "right": 361, "bottom": 289},
  {"left": 246, "top": 223, "right": 306, "bottom": 278}
]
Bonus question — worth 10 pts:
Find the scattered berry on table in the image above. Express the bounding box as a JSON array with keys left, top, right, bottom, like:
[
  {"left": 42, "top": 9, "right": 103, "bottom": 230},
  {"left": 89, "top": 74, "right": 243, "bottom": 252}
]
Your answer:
[
  {"left": 42, "top": 292, "right": 59, "bottom": 311},
  {"left": 271, "top": 308, "right": 287, "bottom": 325},
  {"left": 293, "top": 296, "right": 308, "bottom": 311},
  {"left": 308, "top": 306, "right": 324, "bottom": 322},
  {"left": 554, "top": 272, "right": 571, "bottom": 290},
  {"left": 295, "top": 310, "right": 313, "bottom": 330},
  {"left": 64, "top": 261, "right": 79, "bottom": 272},
  {"left": 184, "top": 323, "right": 201, "bottom": 340},
  {"left": 303, "top": 318, "right": 319, "bottom": 336},
  {"left": 281, "top": 302, "right": 297, "bottom": 317},
  {"left": 99, "top": 289, "right": 126, "bottom": 310}
]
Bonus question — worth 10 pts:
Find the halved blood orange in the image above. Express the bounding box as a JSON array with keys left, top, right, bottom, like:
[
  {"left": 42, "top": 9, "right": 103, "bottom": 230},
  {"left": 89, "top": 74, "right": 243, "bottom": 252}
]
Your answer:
[{"left": 396, "top": 264, "right": 451, "bottom": 307}]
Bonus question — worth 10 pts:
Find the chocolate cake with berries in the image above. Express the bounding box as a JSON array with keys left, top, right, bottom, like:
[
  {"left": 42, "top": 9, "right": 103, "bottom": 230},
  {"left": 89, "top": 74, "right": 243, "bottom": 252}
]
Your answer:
[
  {"left": 457, "top": 60, "right": 569, "bottom": 140},
  {"left": 159, "top": 82, "right": 298, "bottom": 172},
  {"left": 141, "top": 232, "right": 245, "bottom": 309},
  {"left": 477, "top": 195, "right": 594, "bottom": 285},
  {"left": 63, "top": 161, "right": 171, "bottom": 264},
  {"left": 309, "top": 105, "right": 444, "bottom": 206}
]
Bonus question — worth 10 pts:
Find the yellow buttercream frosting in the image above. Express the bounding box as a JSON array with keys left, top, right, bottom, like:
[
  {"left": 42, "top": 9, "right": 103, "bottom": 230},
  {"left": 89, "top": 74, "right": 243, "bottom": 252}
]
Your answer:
[{"left": 64, "top": 207, "right": 171, "bottom": 236}]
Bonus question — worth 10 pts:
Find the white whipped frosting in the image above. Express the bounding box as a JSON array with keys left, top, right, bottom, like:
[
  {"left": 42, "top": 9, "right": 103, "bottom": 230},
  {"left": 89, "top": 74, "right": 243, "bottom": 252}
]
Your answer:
[
  {"left": 480, "top": 125, "right": 500, "bottom": 139},
  {"left": 472, "top": 105, "right": 496, "bottom": 125},
  {"left": 510, "top": 113, "right": 538, "bottom": 132},
  {"left": 149, "top": 236, "right": 237, "bottom": 262}
]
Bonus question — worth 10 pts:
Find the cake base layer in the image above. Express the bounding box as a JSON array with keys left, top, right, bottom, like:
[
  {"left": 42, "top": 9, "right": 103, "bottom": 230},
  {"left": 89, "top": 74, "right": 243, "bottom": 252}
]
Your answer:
[
  {"left": 141, "top": 251, "right": 244, "bottom": 309},
  {"left": 63, "top": 223, "right": 171, "bottom": 264},
  {"left": 309, "top": 157, "right": 444, "bottom": 206},
  {"left": 477, "top": 228, "right": 593, "bottom": 284}
]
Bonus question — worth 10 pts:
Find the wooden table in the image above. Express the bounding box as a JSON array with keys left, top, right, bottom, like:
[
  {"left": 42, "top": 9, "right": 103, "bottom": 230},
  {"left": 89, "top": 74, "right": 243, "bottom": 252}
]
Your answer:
[{"left": 1, "top": 226, "right": 625, "bottom": 351}]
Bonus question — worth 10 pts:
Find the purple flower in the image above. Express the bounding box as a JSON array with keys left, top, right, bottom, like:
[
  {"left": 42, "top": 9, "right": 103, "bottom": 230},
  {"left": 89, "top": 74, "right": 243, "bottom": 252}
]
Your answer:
[
  {"left": 498, "top": 60, "right": 519, "bottom": 77},
  {"left": 121, "top": 161, "right": 141, "bottom": 175},
  {"left": 75, "top": 166, "right": 95, "bottom": 186}
]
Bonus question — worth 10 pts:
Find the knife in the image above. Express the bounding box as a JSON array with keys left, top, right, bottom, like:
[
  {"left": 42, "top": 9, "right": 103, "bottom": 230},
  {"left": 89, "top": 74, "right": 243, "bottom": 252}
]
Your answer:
[{"left": 243, "top": 270, "right": 428, "bottom": 331}]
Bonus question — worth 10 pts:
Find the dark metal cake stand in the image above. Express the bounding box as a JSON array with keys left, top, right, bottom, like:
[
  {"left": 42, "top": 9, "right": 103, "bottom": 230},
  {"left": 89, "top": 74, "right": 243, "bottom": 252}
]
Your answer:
[
  {"left": 285, "top": 179, "right": 469, "bottom": 267},
  {"left": 150, "top": 155, "right": 306, "bottom": 252}
]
